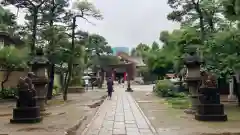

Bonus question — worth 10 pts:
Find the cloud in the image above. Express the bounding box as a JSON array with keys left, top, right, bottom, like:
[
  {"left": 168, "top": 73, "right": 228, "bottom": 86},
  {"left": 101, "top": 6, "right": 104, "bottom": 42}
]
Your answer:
[
  {"left": 4, "top": 0, "right": 179, "bottom": 48},
  {"left": 76, "top": 0, "right": 179, "bottom": 48}
]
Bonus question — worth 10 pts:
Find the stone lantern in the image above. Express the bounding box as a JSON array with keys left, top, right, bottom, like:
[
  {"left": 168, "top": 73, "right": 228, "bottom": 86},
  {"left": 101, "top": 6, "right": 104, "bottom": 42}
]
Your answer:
[
  {"left": 126, "top": 63, "right": 134, "bottom": 92},
  {"left": 28, "top": 48, "right": 49, "bottom": 111},
  {"left": 183, "top": 49, "right": 202, "bottom": 114}
]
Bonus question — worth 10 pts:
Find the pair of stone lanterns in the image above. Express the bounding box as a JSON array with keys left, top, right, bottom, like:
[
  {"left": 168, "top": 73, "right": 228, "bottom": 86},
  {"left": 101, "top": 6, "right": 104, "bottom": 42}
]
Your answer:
[
  {"left": 10, "top": 48, "right": 49, "bottom": 123},
  {"left": 184, "top": 49, "right": 227, "bottom": 121}
]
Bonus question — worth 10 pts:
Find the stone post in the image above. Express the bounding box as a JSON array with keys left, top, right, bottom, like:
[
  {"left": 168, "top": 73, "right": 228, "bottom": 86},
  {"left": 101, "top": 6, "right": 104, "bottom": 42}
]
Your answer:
[
  {"left": 228, "top": 76, "right": 237, "bottom": 101},
  {"left": 183, "top": 50, "right": 202, "bottom": 114},
  {"left": 234, "top": 72, "right": 240, "bottom": 106}
]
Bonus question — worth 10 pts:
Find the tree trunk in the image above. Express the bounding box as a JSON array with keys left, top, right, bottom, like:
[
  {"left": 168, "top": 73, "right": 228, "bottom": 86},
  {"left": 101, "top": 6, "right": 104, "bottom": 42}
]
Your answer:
[
  {"left": 198, "top": 11, "right": 205, "bottom": 41},
  {"left": 31, "top": 8, "right": 39, "bottom": 55},
  {"left": 98, "top": 69, "right": 104, "bottom": 88},
  {"left": 47, "top": 64, "right": 54, "bottom": 99},
  {"left": 63, "top": 17, "right": 76, "bottom": 101},
  {"left": 192, "top": 0, "right": 205, "bottom": 41},
  {"left": 46, "top": 1, "right": 56, "bottom": 100},
  {"left": 63, "top": 71, "right": 69, "bottom": 100},
  {"left": 202, "top": 10, "right": 215, "bottom": 32},
  {"left": 1, "top": 71, "right": 11, "bottom": 92}
]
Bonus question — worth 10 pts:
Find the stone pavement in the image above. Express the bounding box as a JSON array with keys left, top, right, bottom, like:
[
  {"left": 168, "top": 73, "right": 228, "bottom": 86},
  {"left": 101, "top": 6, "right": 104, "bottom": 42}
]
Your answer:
[{"left": 80, "top": 86, "right": 156, "bottom": 135}]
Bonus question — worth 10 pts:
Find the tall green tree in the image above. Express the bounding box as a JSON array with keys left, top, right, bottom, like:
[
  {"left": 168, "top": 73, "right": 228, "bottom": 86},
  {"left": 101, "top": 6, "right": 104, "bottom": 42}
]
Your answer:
[
  {"left": 2, "top": 0, "right": 48, "bottom": 54},
  {"left": 63, "top": 0, "right": 103, "bottom": 100},
  {"left": 39, "top": 0, "right": 69, "bottom": 100}
]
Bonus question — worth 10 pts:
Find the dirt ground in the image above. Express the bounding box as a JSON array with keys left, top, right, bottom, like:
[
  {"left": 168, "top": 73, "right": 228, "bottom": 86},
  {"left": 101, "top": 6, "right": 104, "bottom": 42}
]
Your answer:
[
  {"left": 0, "top": 90, "right": 107, "bottom": 135},
  {"left": 131, "top": 91, "right": 240, "bottom": 135}
]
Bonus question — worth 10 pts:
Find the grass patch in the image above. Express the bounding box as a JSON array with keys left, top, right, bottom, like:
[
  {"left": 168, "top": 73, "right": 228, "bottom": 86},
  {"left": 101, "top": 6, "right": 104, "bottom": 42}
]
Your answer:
[
  {"left": 224, "top": 104, "right": 240, "bottom": 121},
  {"left": 166, "top": 97, "right": 190, "bottom": 109}
]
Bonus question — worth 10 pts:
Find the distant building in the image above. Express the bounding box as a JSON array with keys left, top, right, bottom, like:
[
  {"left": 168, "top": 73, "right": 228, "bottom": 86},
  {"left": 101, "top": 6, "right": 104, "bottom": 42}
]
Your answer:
[
  {"left": 112, "top": 47, "right": 129, "bottom": 55},
  {"left": 0, "top": 31, "right": 24, "bottom": 49}
]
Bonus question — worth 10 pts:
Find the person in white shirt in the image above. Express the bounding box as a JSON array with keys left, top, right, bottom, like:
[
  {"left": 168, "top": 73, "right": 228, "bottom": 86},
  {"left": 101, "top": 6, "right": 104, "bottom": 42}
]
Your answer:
[{"left": 84, "top": 79, "right": 89, "bottom": 91}]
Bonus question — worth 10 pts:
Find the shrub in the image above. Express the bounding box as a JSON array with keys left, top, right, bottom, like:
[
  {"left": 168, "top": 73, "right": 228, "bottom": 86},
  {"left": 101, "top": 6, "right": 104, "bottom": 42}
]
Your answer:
[
  {"left": 53, "top": 84, "right": 61, "bottom": 96},
  {"left": 155, "top": 79, "right": 186, "bottom": 98},
  {"left": 0, "top": 88, "right": 17, "bottom": 99}
]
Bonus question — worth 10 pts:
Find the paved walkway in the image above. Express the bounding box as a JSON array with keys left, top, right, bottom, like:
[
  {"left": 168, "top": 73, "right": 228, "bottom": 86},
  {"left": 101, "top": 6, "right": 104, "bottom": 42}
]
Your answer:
[{"left": 80, "top": 86, "right": 156, "bottom": 135}]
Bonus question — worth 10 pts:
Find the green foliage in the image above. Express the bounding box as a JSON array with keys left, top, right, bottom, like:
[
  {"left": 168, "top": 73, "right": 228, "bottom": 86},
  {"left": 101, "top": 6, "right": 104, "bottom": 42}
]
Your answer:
[
  {"left": 138, "top": 66, "right": 157, "bottom": 83},
  {"left": 166, "top": 97, "right": 190, "bottom": 109},
  {"left": 0, "top": 47, "right": 28, "bottom": 70},
  {"left": 151, "top": 41, "right": 160, "bottom": 51},
  {"left": 154, "top": 79, "right": 186, "bottom": 98},
  {"left": 73, "top": 0, "right": 103, "bottom": 20},
  {"left": 0, "top": 88, "right": 17, "bottom": 99},
  {"left": 52, "top": 84, "right": 61, "bottom": 96},
  {"left": 0, "top": 5, "right": 17, "bottom": 26},
  {"left": 146, "top": 53, "right": 173, "bottom": 78}
]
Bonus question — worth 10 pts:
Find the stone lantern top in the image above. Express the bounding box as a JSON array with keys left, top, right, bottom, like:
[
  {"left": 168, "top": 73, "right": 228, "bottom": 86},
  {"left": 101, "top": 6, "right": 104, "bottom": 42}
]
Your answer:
[
  {"left": 184, "top": 50, "right": 202, "bottom": 67},
  {"left": 28, "top": 48, "right": 49, "bottom": 66}
]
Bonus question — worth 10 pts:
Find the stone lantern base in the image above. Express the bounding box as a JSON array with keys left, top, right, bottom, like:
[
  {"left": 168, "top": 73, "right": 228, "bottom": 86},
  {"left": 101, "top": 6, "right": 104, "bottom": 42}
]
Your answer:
[
  {"left": 195, "top": 87, "right": 227, "bottom": 121},
  {"left": 125, "top": 81, "right": 133, "bottom": 92},
  {"left": 32, "top": 78, "right": 48, "bottom": 111},
  {"left": 126, "top": 87, "right": 133, "bottom": 92},
  {"left": 36, "top": 97, "right": 46, "bottom": 111},
  {"left": 184, "top": 79, "right": 200, "bottom": 114}
]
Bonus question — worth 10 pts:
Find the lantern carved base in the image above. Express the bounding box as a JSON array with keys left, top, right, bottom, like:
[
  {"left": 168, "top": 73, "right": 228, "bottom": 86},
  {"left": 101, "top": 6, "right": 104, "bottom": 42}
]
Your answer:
[
  {"left": 184, "top": 95, "right": 199, "bottom": 114},
  {"left": 126, "top": 87, "right": 133, "bottom": 92},
  {"left": 36, "top": 97, "right": 46, "bottom": 111},
  {"left": 32, "top": 78, "right": 48, "bottom": 111},
  {"left": 184, "top": 80, "right": 200, "bottom": 115}
]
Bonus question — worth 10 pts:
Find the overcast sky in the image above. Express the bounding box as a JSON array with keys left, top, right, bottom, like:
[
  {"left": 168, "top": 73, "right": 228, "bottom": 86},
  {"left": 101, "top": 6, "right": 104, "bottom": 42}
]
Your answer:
[{"left": 5, "top": 0, "right": 179, "bottom": 48}]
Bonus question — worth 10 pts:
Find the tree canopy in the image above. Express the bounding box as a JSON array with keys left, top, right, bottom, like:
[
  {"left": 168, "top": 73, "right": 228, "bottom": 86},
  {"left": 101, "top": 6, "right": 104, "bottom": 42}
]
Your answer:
[{"left": 131, "top": 0, "right": 240, "bottom": 79}]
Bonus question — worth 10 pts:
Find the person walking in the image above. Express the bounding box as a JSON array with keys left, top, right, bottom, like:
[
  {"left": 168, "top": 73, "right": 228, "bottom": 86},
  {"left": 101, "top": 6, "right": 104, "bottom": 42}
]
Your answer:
[
  {"left": 107, "top": 77, "right": 113, "bottom": 100},
  {"left": 121, "top": 78, "right": 125, "bottom": 88},
  {"left": 118, "top": 77, "right": 121, "bottom": 84},
  {"left": 84, "top": 79, "right": 89, "bottom": 91},
  {"left": 91, "top": 79, "right": 95, "bottom": 90}
]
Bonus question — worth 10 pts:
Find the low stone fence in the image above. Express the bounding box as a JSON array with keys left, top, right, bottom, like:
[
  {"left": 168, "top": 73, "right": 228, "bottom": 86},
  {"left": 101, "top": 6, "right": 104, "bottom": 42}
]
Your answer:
[{"left": 68, "top": 86, "right": 85, "bottom": 93}]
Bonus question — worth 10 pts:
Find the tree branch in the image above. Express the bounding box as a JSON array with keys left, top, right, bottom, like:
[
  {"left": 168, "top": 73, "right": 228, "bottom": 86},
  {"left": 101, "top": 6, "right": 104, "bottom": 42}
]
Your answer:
[
  {"left": 75, "top": 9, "right": 96, "bottom": 26},
  {"left": 25, "top": 0, "right": 35, "bottom": 7},
  {"left": 80, "top": 16, "right": 96, "bottom": 26},
  {"left": 37, "top": 0, "right": 48, "bottom": 8}
]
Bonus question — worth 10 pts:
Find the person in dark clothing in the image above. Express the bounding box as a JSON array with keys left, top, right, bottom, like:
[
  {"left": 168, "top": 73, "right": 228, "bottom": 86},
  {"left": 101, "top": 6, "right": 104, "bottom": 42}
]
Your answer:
[
  {"left": 118, "top": 77, "right": 121, "bottom": 84},
  {"left": 121, "top": 78, "right": 125, "bottom": 88},
  {"left": 107, "top": 77, "right": 113, "bottom": 100},
  {"left": 91, "top": 79, "right": 95, "bottom": 90}
]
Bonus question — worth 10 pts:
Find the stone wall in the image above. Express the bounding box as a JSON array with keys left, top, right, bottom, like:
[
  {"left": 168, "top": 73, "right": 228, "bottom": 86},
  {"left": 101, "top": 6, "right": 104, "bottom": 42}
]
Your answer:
[
  {"left": 0, "top": 71, "right": 27, "bottom": 89},
  {"left": 0, "top": 70, "right": 63, "bottom": 89}
]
